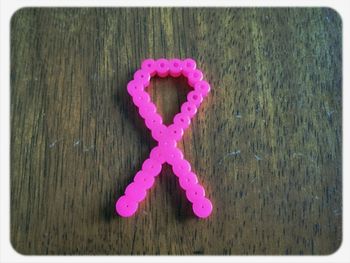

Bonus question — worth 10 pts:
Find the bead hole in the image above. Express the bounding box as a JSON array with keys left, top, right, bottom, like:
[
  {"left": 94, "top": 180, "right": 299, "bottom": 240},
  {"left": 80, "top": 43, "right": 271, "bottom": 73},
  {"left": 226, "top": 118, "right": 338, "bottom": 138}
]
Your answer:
[
  {"left": 186, "top": 62, "right": 191, "bottom": 67},
  {"left": 193, "top": 95, "right": 198, "bottom": 100},
  {"left": 174, "top": 62, "right": 179, "bottom": 67},
  {"left": 160, "top": 63, "right": 165, "bottom": 67}
]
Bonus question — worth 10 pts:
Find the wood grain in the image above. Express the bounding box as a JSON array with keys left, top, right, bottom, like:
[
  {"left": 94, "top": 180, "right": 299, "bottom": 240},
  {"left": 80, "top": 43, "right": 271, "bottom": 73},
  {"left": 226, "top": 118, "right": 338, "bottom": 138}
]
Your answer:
[{"left": 10, "top": 8, "right": 342, "bottom": 255}]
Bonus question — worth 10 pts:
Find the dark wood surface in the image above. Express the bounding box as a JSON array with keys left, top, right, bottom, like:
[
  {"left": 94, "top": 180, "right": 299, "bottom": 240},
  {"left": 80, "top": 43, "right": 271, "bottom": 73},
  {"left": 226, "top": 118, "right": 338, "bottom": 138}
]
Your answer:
[{"left": 10, "top": 8, "right": 342, "bottom": 255}]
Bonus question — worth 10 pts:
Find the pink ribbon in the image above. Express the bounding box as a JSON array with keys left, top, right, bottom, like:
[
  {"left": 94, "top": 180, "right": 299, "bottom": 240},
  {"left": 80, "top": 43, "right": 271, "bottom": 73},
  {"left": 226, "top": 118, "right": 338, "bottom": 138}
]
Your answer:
[{"left": 116, "top": 58, "right": 213, "bottom": 218}]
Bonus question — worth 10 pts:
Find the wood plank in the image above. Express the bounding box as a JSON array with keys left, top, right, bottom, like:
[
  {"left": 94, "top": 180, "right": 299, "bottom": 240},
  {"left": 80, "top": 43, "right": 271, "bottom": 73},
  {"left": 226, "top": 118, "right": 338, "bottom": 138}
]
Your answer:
[{"left": 10, "top": 8, "right": 342, "bottom": 255}]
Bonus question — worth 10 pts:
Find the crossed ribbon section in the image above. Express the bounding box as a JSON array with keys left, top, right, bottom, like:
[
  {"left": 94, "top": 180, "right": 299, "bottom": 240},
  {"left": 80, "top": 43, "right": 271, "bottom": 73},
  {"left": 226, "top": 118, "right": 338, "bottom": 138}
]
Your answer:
[{"left": 115, "top": 58, "right": 213, "bottom": 218}]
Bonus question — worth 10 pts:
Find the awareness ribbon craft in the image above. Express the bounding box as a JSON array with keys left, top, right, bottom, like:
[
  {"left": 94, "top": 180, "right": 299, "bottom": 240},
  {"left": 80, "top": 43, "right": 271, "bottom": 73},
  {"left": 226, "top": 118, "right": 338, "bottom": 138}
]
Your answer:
[{"left": 115, "top": 58, "right": 213, "bottom": 219}]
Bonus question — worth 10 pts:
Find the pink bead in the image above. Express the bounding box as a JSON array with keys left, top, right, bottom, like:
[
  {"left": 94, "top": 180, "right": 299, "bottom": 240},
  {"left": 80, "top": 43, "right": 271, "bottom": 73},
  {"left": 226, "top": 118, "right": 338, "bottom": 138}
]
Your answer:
[
  {"left": 192, "top": 197, "right": 213, "bottom": 218},
  {"left": 132, "top": 91, "right": 150, "bottom": 107},
  {"left": 181, "top": 102, "right": 197, "bottom": 118},
  {"left": 115, "top": 195, "right": 138, "bottom": 217},
  {"left": 179, "top": 172, "right": 198, "bottom": 190},
  {"left": 194, "top": 80, "right": 211, "bottom": 97},
  {"left": 134, "top": 171, "right": 155, "bottom": 190},
  {"left": 173, "top": 113, "right": 191, "bottom": 129},
  {"left": 150, "top": 146, "right": 166, "bottom": 164},
  {"left": 142, "top": 158, "right": 162, "bottom": 177},
  {"left": 127, "top": 80, "right": 144, "bottom": 96},
  {"left": 125, "top": 182, "right": 147, "bottom": 202},
  {"left": 187, "top": 69, "right": 203, "bottom": 87},
  {"left": 134, "top": 69, "right": 151, "bottom": 87},
  {"left": 164, "top": 147, "right": 183, "bottom": 165},
  {"left": 172, "top": 159, "right": 191, "bottom": 177},
  {"left": 169, "top": 58, "right": 183, "bottom": 77},
  {"left": 145, "top": 112, "right": 163, "bottom": 130},
  {"left": 141, "top": 58, "right": 157, "bottom": 76},
  {"left": 186, "top": 184, "right": 205, "bottom": 203},
  {"left": 155, "top": 58, "right": 170, "bottom": 78},
  {"left": 151, "top": 124, "right": 168, "bottom": 142},
  {"left": 182, "top": 58, "right": 196, "bottom": 76},
  {"left": 187, "top": 91, "right": 203, "bottom": 107},
  {"left": 167, "top": 124, "right": 184, "bottom": 141},
  {"left": 139, "top": 102, "right": 157, "bottom": 119},
  {"left": 158, "top": 139, "right": 177, "bottom": 148}
]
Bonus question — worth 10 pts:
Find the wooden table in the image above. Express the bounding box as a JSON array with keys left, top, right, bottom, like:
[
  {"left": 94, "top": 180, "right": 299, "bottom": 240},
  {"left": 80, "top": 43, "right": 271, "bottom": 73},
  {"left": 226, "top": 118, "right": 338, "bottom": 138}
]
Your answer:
[{"left": 10, "top": 8, "right": 342, "bottom": 255}]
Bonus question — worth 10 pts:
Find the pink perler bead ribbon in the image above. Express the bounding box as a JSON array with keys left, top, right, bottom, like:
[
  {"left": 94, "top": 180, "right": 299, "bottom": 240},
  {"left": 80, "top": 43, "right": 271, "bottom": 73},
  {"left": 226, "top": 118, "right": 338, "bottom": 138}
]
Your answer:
[{"left": 115, "top": 58, "right": 213, "bottom": 219}]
